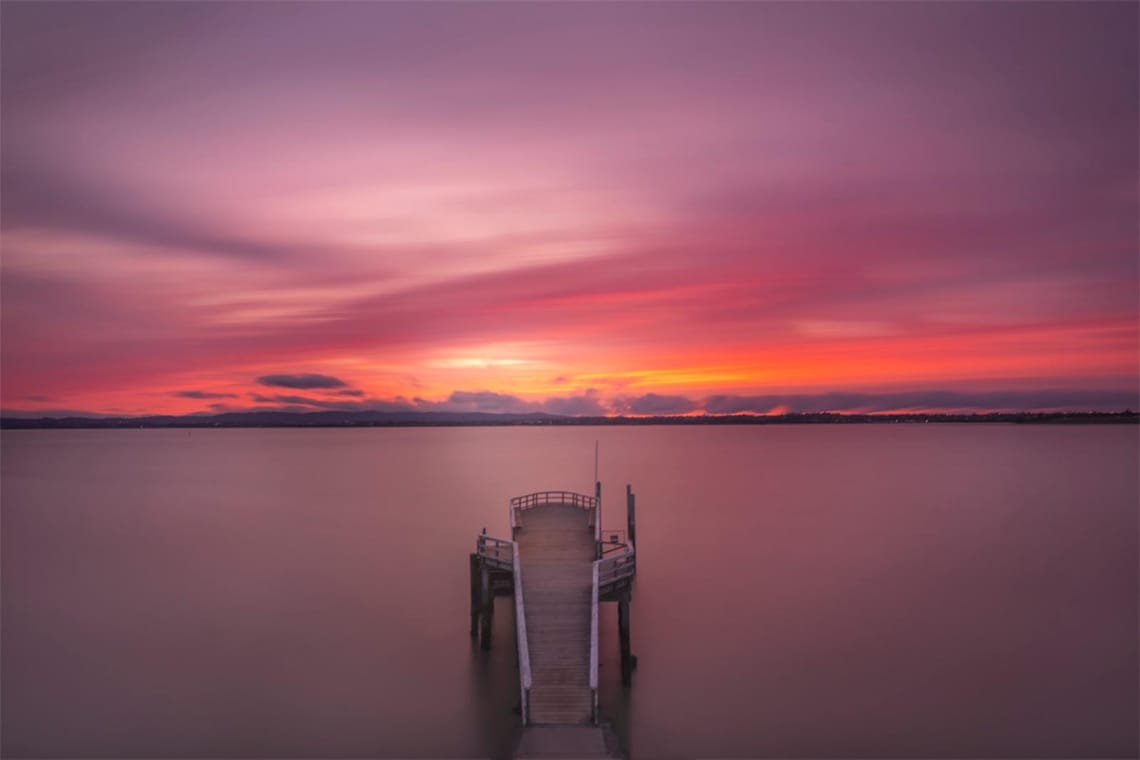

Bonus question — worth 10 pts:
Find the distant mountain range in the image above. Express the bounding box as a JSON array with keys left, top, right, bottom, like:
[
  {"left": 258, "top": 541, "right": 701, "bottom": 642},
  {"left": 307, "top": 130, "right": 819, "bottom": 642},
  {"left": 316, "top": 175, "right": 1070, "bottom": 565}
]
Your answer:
[{"left": 1, "top": 409, "right": 1136, "bottom": 429}]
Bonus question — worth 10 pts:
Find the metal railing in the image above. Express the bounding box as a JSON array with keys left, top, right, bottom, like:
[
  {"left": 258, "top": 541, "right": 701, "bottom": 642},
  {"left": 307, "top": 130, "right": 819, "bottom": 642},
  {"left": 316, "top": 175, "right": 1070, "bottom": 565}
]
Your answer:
[
  {"left": 476, "top": 534, "right": 514, "bottom": 571},
  {"left": 589, "top": 539, "right": 635, "bottom": 724},
  {"left": 510, "top": 490, "right": 598, "bottom": 532},
  {"left": 513, "top": 541, "right": 532, "bottom": 725},
  {"left": 510, "top": 490, "right": 598, "bottom": 510},
  {"left": 589, "top": 560, "right": 600, "bottom": 724},
  {"left": 598, "top": 541, "right": 636, "bottom": 596}
]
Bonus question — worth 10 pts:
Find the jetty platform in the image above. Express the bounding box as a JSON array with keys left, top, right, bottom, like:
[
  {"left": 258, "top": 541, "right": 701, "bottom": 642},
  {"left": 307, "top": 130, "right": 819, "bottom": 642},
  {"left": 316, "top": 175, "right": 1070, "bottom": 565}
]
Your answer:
[{"left": 470, "top": 485, "right": 637, "bottom": 759}]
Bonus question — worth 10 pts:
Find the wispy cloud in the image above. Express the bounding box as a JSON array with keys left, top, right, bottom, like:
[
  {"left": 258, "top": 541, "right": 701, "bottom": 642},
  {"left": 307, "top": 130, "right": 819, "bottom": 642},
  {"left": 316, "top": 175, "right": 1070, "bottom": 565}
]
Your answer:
[
  {"left": 703, "top": 389, "right": 1140, "bottom": 414},
  {"left": 256, "top": 373, "right": 348, "bottom": 390},
  {"left": 0, "top": 160, "right": 314, "bottom": 262},
  {"left": 174, "top": 390, "right": 238, "bottom": 399}
]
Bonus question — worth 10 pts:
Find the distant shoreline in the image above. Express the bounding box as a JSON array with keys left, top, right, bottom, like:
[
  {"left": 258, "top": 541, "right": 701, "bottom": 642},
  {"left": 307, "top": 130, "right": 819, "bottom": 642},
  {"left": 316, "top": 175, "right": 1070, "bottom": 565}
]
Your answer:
[{"left": 2, "top": 410, "right": 1136, "bottom": 429}]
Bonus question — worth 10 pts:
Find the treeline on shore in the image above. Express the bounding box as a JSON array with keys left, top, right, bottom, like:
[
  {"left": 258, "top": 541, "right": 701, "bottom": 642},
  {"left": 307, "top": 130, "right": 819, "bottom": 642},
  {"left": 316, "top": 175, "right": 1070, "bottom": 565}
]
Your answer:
[{"left": 2, "top": 410, "right": 1136, "bottom": 429}]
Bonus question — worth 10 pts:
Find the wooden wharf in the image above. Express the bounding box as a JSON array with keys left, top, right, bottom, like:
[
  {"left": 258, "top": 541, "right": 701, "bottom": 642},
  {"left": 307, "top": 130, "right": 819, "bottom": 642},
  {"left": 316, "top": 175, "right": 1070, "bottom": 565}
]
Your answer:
[{"left": 469, "top": 483, "right": 638, "bottom": 757}]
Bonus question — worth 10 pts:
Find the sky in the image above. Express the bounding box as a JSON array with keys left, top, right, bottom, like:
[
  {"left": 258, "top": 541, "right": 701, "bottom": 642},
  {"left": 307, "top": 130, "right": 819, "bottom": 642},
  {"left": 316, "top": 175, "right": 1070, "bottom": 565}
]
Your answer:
[{"left": 2, "top": 1, "right": 1137, "bottom": 417}]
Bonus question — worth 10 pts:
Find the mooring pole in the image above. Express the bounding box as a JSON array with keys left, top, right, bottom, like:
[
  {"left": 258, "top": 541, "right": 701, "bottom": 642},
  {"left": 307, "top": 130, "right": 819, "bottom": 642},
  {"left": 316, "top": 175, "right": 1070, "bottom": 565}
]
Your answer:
[
  {"left": 479, "top": 562, "right": 493, "bottom": 650},
  {"left": 469, "top": 553, "right": 481, "bottom": 637},
  {"left": 626, "top": 485, "right": 636, "bottom": 548},
  {"left": 618, "top": 594, "right": 632, "bottom": 686},
  {"left": 595, "top": 479, "right": 602, "bottom": 558}
]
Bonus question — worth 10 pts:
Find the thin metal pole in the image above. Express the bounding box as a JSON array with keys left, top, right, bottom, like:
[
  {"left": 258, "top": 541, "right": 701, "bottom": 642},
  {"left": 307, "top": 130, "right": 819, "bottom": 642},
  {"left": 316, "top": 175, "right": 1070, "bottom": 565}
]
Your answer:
[{"left": 594, "top": 440, "right": 599, "bottom": 484}]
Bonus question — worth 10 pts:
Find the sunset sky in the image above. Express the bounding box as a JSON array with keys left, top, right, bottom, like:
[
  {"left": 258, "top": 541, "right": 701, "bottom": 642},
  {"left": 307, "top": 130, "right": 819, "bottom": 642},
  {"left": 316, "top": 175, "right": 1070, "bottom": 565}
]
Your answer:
[{"left": 2, "top": 2, "right": 1137, "bottom": 417}]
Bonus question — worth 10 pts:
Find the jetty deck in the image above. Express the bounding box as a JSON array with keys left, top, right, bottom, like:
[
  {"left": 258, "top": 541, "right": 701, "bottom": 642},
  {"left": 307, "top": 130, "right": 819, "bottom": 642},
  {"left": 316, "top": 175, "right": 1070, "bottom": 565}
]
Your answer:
[
  {"left": 470, "top": 486, "right": 637, "bottom": 757},
  {"left": 517, "top": 502, "right": 596, "bottom": 723}
]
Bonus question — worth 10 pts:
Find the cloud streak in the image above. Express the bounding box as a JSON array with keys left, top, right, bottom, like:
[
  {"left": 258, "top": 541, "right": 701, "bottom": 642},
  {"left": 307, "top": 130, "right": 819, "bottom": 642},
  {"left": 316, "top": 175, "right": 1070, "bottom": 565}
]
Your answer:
[
  {"left": 8, "top": 386, "right": 1137, "bottom": 420},
  {"left": 0, "top": 163, "right": 299, "bottom": 261},
  {"left": 174, "top": 390, "right": 238, "bottom": 400},
  {"left": 705, "top": 390, "right": 1140, "bottom": 414},
  {"left": 256, "top": 374, "right": 349, "bottom": 390}
]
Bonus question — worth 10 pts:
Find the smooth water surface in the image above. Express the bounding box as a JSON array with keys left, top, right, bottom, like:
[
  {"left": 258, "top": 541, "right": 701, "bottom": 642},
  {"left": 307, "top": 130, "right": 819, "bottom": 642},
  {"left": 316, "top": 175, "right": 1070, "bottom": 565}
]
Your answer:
[{"left": 2, "top": 425, "right": 1137, "bottom": 758}]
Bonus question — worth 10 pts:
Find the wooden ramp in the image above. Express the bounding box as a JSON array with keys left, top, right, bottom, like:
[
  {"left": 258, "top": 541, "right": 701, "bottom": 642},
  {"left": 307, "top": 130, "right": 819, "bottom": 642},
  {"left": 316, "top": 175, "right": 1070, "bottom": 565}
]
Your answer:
[
  {"left": 516, "top": 503, "right": 595, "bottom": 724},
  {"left": 471, "top": 487, "right": 637, "bottom": 758}
]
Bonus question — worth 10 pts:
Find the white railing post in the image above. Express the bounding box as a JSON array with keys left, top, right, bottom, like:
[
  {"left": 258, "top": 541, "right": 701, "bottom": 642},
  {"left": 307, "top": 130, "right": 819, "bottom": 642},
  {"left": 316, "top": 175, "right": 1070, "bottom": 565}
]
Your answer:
[
  {"left": 513, "top": 541, "right": 532, "bottom": 725},
  {"left": 590, "top": 559, "right": 600, "bottom": 725}
]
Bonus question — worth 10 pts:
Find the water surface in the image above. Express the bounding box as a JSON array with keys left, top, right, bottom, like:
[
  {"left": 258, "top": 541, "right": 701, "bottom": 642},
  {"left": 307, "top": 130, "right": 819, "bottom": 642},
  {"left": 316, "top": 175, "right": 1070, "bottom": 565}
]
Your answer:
[{"left": 3, "top": 425, "right": 1136, "bottom": 758}]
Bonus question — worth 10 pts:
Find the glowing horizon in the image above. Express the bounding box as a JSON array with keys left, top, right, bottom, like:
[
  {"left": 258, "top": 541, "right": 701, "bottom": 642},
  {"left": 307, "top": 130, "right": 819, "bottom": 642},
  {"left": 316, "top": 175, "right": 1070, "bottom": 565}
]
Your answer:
[{"left": 2, "top": 2, "right": 1137, "bottom": 418}]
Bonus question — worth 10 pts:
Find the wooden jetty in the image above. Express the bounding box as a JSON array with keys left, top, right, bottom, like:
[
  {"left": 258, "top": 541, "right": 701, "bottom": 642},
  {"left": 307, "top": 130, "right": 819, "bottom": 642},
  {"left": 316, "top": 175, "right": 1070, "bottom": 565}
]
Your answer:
[{"left": 470, "top": 483, "right": 637, "bottom": 757}]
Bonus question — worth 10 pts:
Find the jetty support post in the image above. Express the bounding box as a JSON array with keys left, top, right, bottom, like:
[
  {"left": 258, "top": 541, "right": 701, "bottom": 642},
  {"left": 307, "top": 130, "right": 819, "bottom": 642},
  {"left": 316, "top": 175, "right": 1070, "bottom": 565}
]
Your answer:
[
  {"left": 595, "top": 480, "right": 602, "bottom": 558},
  {"left": 626, "top": 485, "right": 636, "bottom": 548},
  {"left": 469, "top": 553, "right": 481, "bottom": 637},
  {"left": 479, "top": 560, "right": 493, "bottom": 649},
  {"left": 618, "top": 593, "right": 632, "bottom": 686}
]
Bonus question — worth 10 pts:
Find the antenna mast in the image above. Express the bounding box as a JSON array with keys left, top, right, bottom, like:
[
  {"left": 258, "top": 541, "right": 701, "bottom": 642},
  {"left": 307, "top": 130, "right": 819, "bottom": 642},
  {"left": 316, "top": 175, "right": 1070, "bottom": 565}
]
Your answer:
[{"left": 594, "top": 440, "right": 599, "bottom": 484}]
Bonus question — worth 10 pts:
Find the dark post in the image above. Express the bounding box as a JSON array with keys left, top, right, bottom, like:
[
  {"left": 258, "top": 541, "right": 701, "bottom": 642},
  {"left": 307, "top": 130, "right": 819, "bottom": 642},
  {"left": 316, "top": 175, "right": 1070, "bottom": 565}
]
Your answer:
[
  {"left": 469, "top": 553, "right": 481, "bottom": 637},
  {"left": 618, "top": 594, "right": 632, "bottom": 686},
  {"left": 627, "top": 485, "right": 636, "bottom": 548},
  {"left": 595, "top": 480, "right": 602, "bottom": 558},
  {"left": 480, "top": 562, "right": 493, "bottom": 649}
]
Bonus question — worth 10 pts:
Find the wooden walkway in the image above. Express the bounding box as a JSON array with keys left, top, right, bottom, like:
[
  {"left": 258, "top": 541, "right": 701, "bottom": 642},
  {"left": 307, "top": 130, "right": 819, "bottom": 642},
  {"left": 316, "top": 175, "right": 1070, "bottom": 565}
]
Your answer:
[
  {"left": 516, "top": 503, "right": 596, "bottom": 724},
  {"left": 470, "top": 487, "right": 637, "bottom": 758}
]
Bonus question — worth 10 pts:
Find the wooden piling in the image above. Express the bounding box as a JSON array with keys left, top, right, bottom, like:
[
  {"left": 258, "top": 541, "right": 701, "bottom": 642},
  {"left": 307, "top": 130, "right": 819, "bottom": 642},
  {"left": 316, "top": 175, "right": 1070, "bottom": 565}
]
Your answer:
[
  {"left": 595, "top": 481, "right": 602, "bottom": 557},
  {"left": 469, "top": 553, "right": 481, "bottom": 637},
  {"left": 480, "top": 562, "right": 493, "bottom": 649},
  {"left": 626, "top": 486, "right": 636, "bottom": 548},
  {"left": 618, "top": 595, "right": 632, "bottom": 686}
]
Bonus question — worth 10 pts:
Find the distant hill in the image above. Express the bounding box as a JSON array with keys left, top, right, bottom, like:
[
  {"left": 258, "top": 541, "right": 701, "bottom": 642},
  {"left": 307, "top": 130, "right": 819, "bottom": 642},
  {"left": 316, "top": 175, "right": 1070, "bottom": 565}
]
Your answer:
[{"left": 1, "top": 409, "right": 1136, "bottom": 429}]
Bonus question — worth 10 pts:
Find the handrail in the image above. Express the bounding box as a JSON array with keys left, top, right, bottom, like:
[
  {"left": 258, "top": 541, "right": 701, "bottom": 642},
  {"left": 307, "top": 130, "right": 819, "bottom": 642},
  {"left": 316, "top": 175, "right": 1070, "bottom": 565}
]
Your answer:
[
  {"left": 589, "top": 559, "right": 600, "bottom": 724},
  {"left": 598, "top": 540, "right": 635, "bottom": 596},
  {"left": 510, "top": 490, "right": 598, "bottom": 511},
  {"left": 510, "top": 491, "right": 598, "bottom": 536},
  {"left": 476, "top": 534, "right": 514, "bottom": 571},
  {"left": 513, "top": 541, "right": 532, "bottom": 725}
]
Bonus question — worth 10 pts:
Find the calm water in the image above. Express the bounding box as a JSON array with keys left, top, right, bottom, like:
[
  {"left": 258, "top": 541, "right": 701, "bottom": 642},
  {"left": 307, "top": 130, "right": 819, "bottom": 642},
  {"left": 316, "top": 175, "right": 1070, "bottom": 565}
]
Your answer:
[{"left": 2, "top": 425, "right": 1137, "bottom": 758}]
